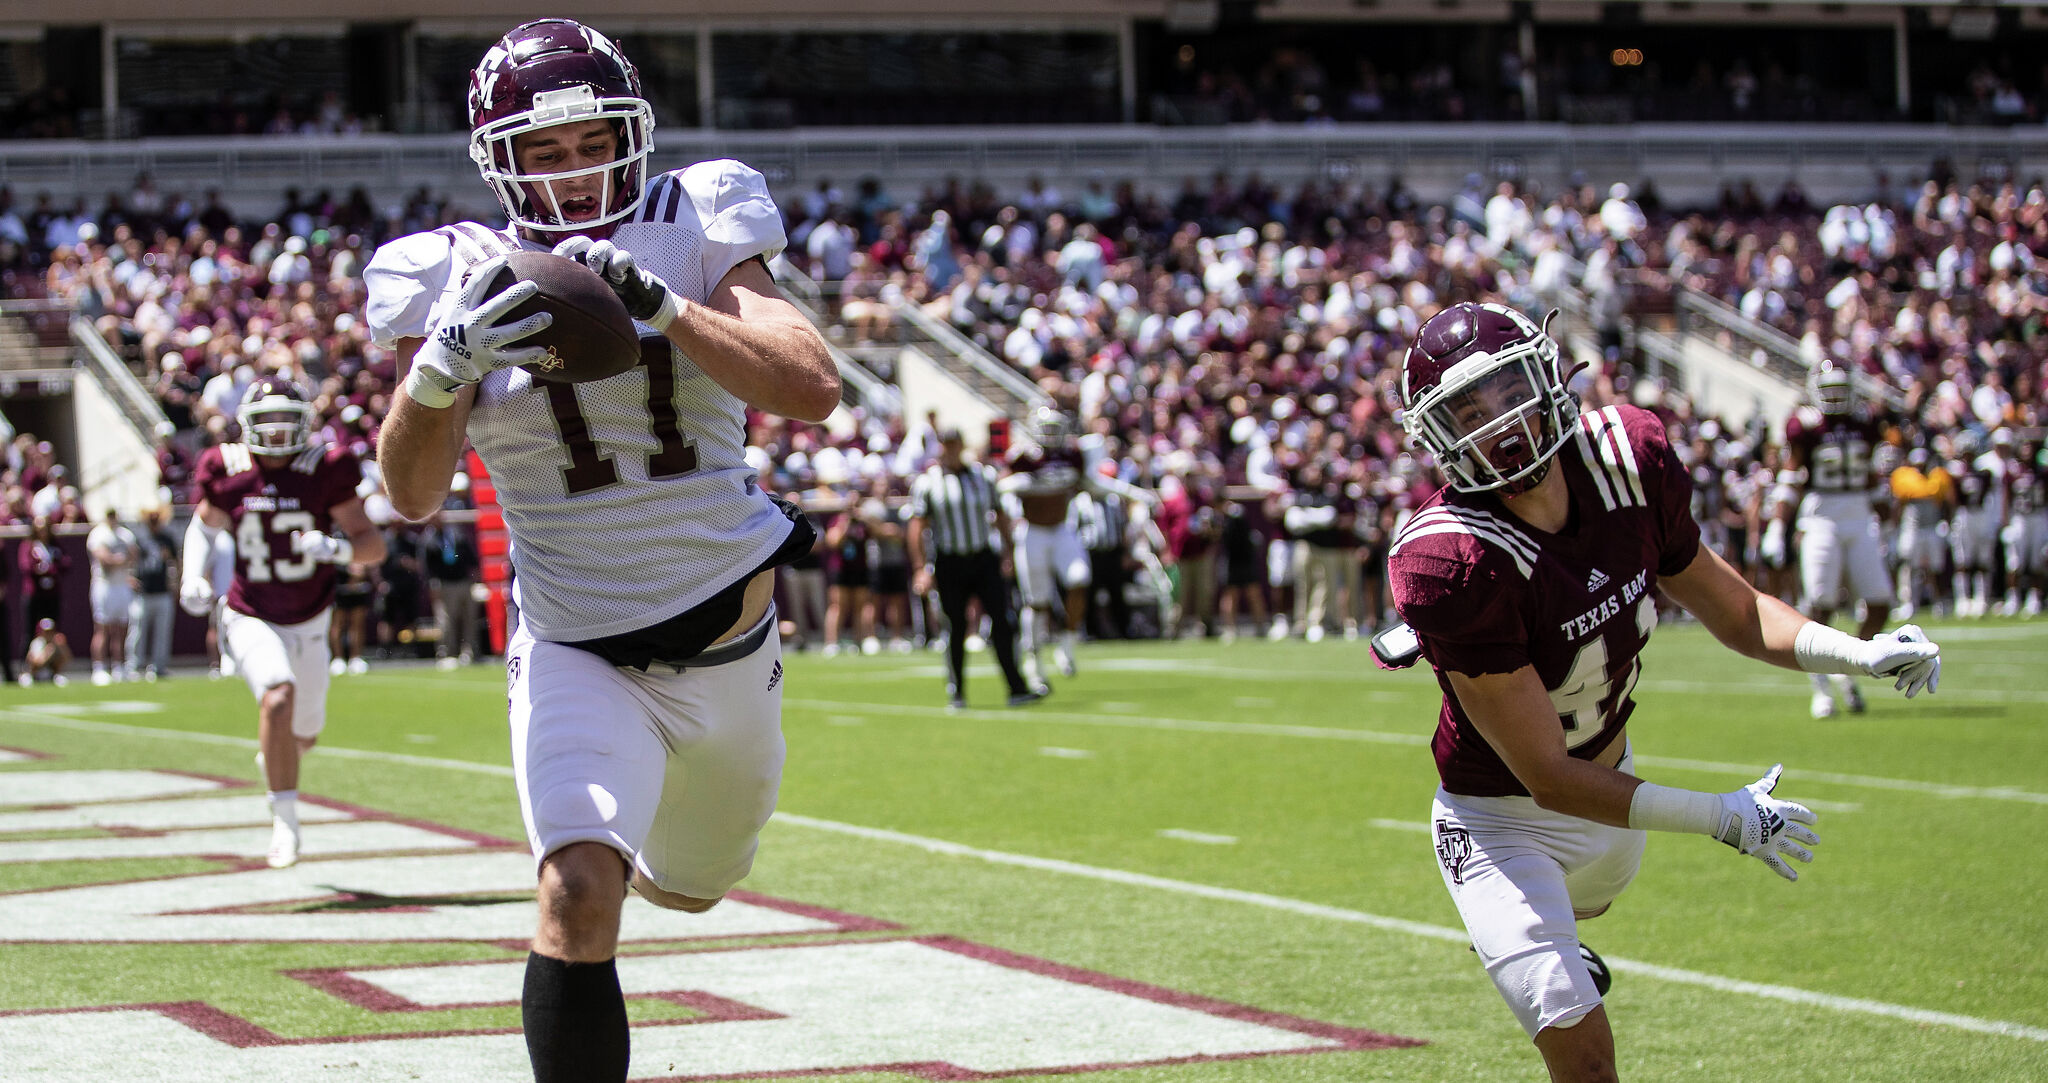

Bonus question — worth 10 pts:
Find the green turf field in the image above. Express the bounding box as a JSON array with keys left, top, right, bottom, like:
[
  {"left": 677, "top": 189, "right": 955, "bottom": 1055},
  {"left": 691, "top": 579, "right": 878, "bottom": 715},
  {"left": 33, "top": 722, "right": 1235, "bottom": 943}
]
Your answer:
[{"left": 2, "top": 619, "right": 2045, "bottom": 1081}]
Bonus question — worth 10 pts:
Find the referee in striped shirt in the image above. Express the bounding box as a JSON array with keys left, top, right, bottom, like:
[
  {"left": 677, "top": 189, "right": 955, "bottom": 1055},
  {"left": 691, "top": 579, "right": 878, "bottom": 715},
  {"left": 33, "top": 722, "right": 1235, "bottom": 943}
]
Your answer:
[{"left": 909, "top": 428, "right": 1042, "bottom": 709}]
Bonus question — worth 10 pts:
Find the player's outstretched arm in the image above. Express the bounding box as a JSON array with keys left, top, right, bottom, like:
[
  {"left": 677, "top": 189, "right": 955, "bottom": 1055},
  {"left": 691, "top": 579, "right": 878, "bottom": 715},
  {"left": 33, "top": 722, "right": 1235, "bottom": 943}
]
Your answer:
[
  {"left": 1452, "top": 664, "right": 1822, "bottom": 880},
  {"left": 179, "top": 501, "right": 231, "bottom": 617},
  {"left": 555, "top": 237, "right": 837, "bottom": 422},
  {"left": 379, "top": 337, "right": 476, "bottom": 523},
  {"left": 1661, "top": 543, "right": 1941, "bottom": 697}
]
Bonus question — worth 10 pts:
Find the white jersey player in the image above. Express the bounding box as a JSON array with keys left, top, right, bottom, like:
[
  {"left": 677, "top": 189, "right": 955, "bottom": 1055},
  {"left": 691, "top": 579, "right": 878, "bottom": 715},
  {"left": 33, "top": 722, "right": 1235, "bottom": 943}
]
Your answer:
[
  {"left": 367, "top": 20, "right": 837, "bottom": 1083},
  {"left": 1781, "top": 360, "right": 1897, "bottom": 718},
  {"left": 998, "top": 405, "right": 1155, "bottom": 684}
]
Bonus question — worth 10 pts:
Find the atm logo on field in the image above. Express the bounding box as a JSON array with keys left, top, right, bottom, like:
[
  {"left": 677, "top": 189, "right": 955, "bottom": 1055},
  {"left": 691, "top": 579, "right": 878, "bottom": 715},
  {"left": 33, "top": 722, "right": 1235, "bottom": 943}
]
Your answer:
[{"left": 0, "top": 765, "right": 1419, "bottom": 1081}]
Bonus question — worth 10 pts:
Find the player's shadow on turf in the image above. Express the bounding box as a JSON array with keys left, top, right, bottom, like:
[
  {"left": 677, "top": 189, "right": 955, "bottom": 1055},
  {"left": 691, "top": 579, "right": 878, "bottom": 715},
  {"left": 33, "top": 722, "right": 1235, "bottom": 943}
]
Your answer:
[{"left": 298, "top": 889, "right": 532, "bottom": 912}]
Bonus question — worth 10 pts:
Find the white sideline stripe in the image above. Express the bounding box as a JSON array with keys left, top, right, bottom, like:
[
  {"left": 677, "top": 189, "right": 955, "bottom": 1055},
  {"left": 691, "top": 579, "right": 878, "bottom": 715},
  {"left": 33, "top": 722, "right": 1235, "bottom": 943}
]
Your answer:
[
  {"left": 1368, "top": 818, "right": 1432, "bottom": 833},
  {"left": 1157, "top": 829, "right": 1237, "bottom": 845},
  {"left": 0, "top": 709, "right": 2042, "bottom": 1043},
  {"left": 775, "top": 813, "right": 2048, "bottom": 1045},
  {"left": 785, "top": 697, "right": 1431, "bottom": 747},
  {"left": 786, "top": 699, "right": 2048, "bottom": 805}
]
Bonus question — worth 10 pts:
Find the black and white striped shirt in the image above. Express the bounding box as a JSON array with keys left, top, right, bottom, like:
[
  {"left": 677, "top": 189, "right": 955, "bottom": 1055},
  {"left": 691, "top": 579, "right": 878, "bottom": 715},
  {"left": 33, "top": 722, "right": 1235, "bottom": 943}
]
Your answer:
[
  {"left": 1070, "top": 491, "right": 1127, "bottom": 552},
  {"left": 910, "top": 462, "right": 1002, "bottom": 556}
]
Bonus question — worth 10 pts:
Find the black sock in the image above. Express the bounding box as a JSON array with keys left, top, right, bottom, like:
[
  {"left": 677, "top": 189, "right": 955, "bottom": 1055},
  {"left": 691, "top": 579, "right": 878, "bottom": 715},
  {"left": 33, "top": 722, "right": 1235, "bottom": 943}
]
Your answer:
[{"left": 522, "top": 951, "right": 629, "bottom": 1083}]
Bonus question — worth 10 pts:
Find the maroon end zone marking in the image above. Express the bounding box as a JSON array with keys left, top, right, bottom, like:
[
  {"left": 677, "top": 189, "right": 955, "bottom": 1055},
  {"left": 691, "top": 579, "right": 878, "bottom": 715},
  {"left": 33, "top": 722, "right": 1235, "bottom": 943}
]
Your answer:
[
  {"left": 0, "top": 744, "right": 57, "bottom": 760},
  {"left": 725, "top": 888, "right": 902, "bottom": 933},
  {"left": 291, "top": 967, "right": 786, "bottom": 1024}
]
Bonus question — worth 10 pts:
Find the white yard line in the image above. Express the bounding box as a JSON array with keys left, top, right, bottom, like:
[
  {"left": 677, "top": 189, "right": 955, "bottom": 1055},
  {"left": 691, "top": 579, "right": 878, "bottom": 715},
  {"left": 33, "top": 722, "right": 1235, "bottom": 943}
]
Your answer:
[
  {"left": 775, "top": 813, "right": 2048, "bottom": 1045},
  {"left": 3, "top": 708, "right": 2044, "bottom": 1043},
  {"left": 1157, "top": 829, "right": 1237, "bottom": 845},
  {"left": 785, "top": 699, "right": 2048, "bottom": 805}
]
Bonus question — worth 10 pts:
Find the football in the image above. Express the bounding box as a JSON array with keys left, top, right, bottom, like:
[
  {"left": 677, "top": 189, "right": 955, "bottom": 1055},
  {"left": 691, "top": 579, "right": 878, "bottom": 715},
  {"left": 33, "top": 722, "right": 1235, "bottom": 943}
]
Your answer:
[{"left": 483, "top": 250, "right": 642, "bottom": 384}]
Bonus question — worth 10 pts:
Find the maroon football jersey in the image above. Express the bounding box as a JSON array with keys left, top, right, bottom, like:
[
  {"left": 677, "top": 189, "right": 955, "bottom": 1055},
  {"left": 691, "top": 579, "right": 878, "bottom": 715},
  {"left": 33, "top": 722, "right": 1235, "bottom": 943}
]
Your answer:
[
  {"left": 1389, "top": 405, "right": 1702, "bottom": 797},
  {"left": 2008, "top": 457, "right": 2048, "bottom": 516},
  {"left": 1783, "top": 407, "right": 1888, "bottom": 494},
  {"left": 196, "top": 442, "right": 364, "bottom": 625},
  {"left": 1007, "top": 443, "right": 1087, "bottom": 525}
]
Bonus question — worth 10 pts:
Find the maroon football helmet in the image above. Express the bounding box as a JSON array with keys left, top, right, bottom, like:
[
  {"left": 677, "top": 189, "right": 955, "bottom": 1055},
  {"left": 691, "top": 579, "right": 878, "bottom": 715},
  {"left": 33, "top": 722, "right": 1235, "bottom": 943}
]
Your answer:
[
  {"left": 237, "top": 376, "right": 316, "bottom": 456},
  {"left": 1401, "top": 302, "right": 1577, "bottom": 496},
  {"left": 468, "top": 19, "right": 655, "bottom": 235}
]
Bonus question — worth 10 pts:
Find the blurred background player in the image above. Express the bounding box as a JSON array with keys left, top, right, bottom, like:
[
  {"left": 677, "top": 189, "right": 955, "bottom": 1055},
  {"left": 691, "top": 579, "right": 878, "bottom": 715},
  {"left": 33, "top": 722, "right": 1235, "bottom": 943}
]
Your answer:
[
  {"left": 22, "top": 618, "right": 71, "bottom": 686},
  {"left": 1947, "top": 433, "right": 1999, "bottom": 618},
  {"left": 126, "top": 504, "right": 179, "bottom": 682},
  {"left": 1888, "top": 446, "right": 1953, "bottom": 620},
  {"left": 180, "top": 376, "right": 384, "bottom": 868},
  {"left": 1389, "top": 302, "right": 1941, "bottom": 1083},
  {"left": 2001, "top": 435, "right": 2048, "bottom": 617},
  {"left": 367, "top": 19, "right": 835, "bottom": 1083},
  {"left": 85, "top": 507, "right": 138, "bottom": 684},
  {"left": 1001, "top": 404, "right": 1155, "bottom": 685},
  {"left": 1781, "top": 359, "right": 1898, "bottom": 718}
]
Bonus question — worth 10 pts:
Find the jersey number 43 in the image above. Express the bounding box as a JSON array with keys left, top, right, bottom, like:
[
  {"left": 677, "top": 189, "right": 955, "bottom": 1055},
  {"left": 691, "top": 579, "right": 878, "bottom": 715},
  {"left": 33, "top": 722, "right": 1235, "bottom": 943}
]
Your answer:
[{"left": 237, "top": 511, "right": 318, "bottom": 583}]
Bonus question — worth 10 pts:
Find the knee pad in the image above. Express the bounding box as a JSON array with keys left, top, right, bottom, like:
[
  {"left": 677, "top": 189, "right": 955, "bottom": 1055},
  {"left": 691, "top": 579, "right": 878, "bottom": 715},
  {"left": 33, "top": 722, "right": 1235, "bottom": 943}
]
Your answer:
[{"left": 1483, "top": 939, "right": 1604, "bottom": 1038}]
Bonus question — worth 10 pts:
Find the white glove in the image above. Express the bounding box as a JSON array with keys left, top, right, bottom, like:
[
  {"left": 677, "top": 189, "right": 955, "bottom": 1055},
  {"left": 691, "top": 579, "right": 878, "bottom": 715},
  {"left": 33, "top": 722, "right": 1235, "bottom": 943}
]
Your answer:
[
  {"left": 1793, "top": 621, "right": 1942, "bottom": 697},
  {"left": 1759, "top": 519, "right": 1786, "bottom": 566},
  {"left": 290, "top": 530, "right": 354, "bottom": 566},
  {"left": 553, "top": 236, "right": 681, "bottom": 331},
  {"left": 1713, "top": 765, "right": 1821, "bottom": 882},
  {"left": 179, "top": 578, "right": 217, "bottom": 618},
  {"left": 1869, "top": 623, "right": 1941, "bottom": 697},
  {"left": 405, "top": 255, "right": 553, "bottom": 408}
]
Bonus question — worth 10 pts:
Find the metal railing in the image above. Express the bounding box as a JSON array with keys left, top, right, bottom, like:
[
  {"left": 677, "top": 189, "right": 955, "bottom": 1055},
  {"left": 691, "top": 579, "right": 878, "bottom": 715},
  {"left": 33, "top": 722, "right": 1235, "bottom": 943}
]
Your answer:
[
  {"left": 1673, "top": 287, "right": 1809, "bottom": 385},
  {"left": 890, "top": 302, "right": 1049, "bottom": 417},
  {"left": 768, "top": 259, "right": 902, "bottom": 417},
  {"left": 69, "top": 316, "right": 171, "bottom": 439}
]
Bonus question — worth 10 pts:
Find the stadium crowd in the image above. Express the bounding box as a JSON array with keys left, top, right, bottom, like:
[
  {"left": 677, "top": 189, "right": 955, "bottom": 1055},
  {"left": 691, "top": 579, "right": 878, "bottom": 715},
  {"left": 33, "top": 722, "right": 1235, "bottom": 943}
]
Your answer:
[{"left": 1, "top": 155, "right": 2045, "bottom": 677}]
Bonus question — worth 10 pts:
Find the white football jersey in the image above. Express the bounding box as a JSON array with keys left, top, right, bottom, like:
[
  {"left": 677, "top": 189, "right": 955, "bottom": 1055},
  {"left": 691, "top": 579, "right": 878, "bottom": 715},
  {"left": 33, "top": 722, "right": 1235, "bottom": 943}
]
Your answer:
[{"left": 365, "top": 160, "right": 794, "bottom": 641}]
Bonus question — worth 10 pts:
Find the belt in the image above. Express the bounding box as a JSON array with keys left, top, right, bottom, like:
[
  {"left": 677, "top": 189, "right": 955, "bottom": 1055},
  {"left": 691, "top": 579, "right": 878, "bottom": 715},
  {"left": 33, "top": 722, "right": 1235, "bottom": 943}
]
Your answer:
[{"left": 645, "top": 604, "right": 777, "bottom": 674}]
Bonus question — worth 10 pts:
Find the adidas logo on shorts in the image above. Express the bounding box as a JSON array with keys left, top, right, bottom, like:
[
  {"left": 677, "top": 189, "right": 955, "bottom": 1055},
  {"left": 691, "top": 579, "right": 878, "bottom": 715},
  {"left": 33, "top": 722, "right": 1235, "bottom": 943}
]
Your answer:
[
  {"left": 1586, "top": 569, "right": 1611, "bottom": 593},
  {"left": 767, "top": 660, "right": 782, "bottom": 692}
]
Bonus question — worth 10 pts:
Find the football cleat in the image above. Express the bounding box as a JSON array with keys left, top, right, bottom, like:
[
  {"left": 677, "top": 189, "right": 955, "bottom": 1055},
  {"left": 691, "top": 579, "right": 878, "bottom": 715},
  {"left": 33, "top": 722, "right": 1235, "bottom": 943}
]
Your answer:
[
  {"left": 266, "top": 818, "right": 301, "bottom": 869},
  {"left": 348, "top": 657, "right": 369, "bottom": 676},
  {"left": 329, "top": 658, "right": 347, "bottom": 677},
  {"left": 1008, "top": 686, "right": 1049, "bottom": 708},
  {"left": 1578, "top": 943, "right": 1612, "bottom": 996},
  {"left": 1833, "top": 674, "right": 1866, "bottom": 714},
  {"left": 1810, "top": 691, "right": 1837, "bottom": 720}
]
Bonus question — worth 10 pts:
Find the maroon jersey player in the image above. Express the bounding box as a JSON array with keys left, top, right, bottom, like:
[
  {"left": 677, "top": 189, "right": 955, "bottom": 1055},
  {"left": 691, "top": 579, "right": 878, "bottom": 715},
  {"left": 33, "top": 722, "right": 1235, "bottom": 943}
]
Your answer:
[
  {"left": 180, "top": 376, "right": 386, "bottom": 867},
  {"left": 1386, "top": 302, "right": 1940, "bottom": 1082}
]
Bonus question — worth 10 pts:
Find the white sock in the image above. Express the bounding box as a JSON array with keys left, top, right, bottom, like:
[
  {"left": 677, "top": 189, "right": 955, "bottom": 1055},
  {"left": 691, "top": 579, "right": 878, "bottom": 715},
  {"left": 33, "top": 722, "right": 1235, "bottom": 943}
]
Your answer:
[
  {"left": 1019, "top": 608, "right": 1037, "bottom": 655},
  {"left": 268, "top": 790, "right": 299, "bottom": 830},
  {"left": 1809, "top": 672, "right": 1833, "bottom": 694},
  {"left": 1060, "top": 629, "right": 1078, "bottom": 652}
]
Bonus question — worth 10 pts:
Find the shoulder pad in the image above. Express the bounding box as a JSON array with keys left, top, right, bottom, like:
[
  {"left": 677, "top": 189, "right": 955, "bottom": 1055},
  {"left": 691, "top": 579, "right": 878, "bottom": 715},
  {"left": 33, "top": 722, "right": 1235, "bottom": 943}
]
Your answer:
[
  {"left": 1574, "top": 404, "right": 1655, "bottom": 511},
  {"left": 1390, "top": 501, "right": 1539, "bottom": 580}
]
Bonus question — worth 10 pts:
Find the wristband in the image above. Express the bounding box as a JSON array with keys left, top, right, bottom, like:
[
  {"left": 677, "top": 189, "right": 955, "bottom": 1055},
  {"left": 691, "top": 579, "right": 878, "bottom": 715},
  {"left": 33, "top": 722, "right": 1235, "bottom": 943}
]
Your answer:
[
  {"left": 403, "top": 364, "right": 458, "bottom": 409},
  {"left": 1792, "top": 620, "right": 1868, "bottom": 675},
  {"left": 1627, "top": 781, "right": 1723, "bottom": 836},
  {"left": 645, "top": 290, "right": 681, "bottom": 333}
]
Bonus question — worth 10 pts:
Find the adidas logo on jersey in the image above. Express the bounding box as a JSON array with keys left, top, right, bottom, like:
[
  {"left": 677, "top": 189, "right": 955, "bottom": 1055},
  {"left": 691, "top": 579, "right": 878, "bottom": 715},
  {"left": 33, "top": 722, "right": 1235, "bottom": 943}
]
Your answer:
[
  {"left": 767, "top": 659, "right": 782, "bottom": 693},
  {"left": 1586, "top": 569, "right": 1612, "bottom": 593}
]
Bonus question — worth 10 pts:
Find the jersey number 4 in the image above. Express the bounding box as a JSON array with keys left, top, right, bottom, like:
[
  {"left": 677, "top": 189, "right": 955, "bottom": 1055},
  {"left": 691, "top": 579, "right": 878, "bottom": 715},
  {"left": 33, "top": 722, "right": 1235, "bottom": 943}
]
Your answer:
[
  {"left": 545, "top": 338, "right": 698, "bottom": 496},
  {"left": 1549, "top": 595, "right": 1657, "bottom": 749},
  {"left": 237, "top": 511, "right": 317, "bottom": 583}
]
